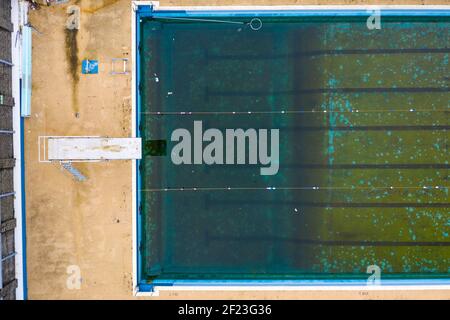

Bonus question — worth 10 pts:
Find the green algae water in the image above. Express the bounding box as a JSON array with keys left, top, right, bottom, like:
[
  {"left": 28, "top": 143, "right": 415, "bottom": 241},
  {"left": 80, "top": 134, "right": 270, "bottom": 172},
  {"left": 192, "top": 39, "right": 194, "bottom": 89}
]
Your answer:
[{"left": 139, "top": 15, "right": 449, "bottom": 282}]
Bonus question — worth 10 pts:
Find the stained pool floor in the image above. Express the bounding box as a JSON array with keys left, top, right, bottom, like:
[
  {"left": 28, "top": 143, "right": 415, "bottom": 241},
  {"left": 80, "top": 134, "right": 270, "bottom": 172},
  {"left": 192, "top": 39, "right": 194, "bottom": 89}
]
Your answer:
[{"left": 139, "top": 16, "right": 449, "bottom": 281}]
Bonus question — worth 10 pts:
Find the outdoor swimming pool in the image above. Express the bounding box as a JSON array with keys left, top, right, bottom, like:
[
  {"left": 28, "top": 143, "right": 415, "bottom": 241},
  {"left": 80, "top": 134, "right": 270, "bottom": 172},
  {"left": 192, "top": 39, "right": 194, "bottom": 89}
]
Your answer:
[{"left": 134, "top": 4, "right": 449, "bottom": 291}]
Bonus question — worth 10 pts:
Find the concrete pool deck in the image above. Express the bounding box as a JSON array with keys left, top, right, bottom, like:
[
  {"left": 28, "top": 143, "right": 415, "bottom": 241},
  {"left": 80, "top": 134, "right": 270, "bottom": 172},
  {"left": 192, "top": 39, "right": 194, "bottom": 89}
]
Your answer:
[{"left": 26, "top": 0, "right": 449, "bottom": 299}]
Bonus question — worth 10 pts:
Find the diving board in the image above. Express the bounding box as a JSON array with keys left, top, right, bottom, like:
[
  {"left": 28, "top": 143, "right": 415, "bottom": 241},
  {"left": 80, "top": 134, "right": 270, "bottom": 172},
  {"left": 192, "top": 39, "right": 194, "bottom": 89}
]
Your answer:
[{"left": 40, "top": 137, "right": 142, "bottom": 161}]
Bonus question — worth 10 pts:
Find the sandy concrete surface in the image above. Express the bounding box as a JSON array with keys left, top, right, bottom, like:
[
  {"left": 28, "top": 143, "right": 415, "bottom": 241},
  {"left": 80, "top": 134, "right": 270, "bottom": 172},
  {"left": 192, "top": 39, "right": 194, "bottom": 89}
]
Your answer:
[{"left": 26, "top": 0, "right": 449, "bottom": 300}]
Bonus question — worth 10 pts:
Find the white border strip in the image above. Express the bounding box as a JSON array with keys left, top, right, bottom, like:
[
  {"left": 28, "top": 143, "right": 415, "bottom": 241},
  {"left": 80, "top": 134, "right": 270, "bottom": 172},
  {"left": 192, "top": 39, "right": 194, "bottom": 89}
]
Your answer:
[
  {"left": 156, "top": 285, "right": 450, "bottom": 291},
  {"left": 131, "top": 0, "right": 138, "bottom": 296},
  {"left": 137, "top": 284, "right": 450, "bottom": 297},
  {"left": 153, "top": 3, "right": 450, "bottom": 11},
  {"left": 132, "top": 1, "right": 450, "bottom": 296},
  {"left": 11, "top": 0, "right": 24, "bottom": 300},
  {"left": 141, "top": 284, "right": 450, "bottom": 297}
]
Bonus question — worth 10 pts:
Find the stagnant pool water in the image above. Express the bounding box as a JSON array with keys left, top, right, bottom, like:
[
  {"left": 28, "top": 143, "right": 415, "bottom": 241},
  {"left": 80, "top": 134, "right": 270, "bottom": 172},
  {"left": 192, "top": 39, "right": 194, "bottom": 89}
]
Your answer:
[{"left": 138, "top": 14, "right": 449, "bottom": 282}]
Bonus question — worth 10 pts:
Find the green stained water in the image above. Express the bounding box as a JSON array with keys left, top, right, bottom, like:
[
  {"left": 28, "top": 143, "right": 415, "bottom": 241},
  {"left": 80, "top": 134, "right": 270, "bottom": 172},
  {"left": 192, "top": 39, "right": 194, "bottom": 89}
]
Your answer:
[{"left": 139, "top": 16, "right": 450, "bottom": 281}]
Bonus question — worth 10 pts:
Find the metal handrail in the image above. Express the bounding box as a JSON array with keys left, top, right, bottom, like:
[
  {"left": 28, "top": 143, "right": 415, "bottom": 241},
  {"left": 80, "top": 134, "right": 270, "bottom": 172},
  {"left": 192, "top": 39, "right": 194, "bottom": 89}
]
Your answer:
[
  {"left": 0, "top": 58, "right": 13, "bottom": 66},
  {"left": 0, "top": 192, "right": 15, "bottom": 199}
]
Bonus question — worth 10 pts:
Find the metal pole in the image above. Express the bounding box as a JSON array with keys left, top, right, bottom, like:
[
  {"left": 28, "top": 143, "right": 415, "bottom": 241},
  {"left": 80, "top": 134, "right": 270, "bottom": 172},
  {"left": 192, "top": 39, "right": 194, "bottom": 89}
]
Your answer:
[
  {"left": 1, "top": 252, "right": 17, "bottom": 262},
  {"left": 0, "top": 192, "right": 15, "bottom": 199},
  {"left": 0, "top": 58, "right": 13, "bottom": 66}
]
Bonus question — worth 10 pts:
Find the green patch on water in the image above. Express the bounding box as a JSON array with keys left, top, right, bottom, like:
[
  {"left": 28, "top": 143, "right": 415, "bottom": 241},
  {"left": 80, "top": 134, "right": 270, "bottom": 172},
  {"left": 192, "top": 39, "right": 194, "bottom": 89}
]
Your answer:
[{"left": 143, "top": 139, "right": 167, "bottom": 156}]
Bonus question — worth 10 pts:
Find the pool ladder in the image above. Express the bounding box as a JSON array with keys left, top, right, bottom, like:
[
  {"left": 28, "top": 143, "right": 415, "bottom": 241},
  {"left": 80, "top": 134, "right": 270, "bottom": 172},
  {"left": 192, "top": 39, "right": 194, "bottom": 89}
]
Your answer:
[{"left": 60, "top": 161, "right": 87, "bottom": 182}]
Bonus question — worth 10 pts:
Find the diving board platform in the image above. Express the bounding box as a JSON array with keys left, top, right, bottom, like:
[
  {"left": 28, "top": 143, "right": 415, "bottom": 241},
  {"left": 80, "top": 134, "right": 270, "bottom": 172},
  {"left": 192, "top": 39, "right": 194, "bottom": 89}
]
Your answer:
[{"left": 39, "top": 136, "right": 142, "bottom": 162}]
